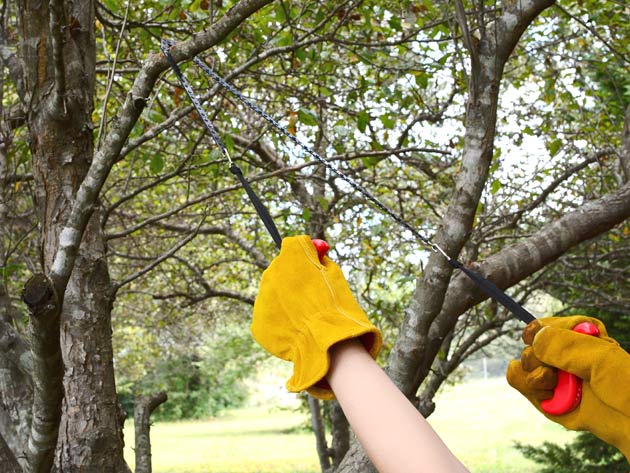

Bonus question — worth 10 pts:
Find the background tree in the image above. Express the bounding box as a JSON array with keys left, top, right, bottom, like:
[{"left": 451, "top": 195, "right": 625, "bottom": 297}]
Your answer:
[{"left": 0, "top": 0, "right": 628, "bottom": 472}]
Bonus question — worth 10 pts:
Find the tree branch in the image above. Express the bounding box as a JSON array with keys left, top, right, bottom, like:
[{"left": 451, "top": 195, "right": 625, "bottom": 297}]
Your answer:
[
  {"left": 488, "top": 149, "right": 612, "bottom": 234},
  {"left": 47, "top": 0, "right": 275, "bottom": 297},
  {"left": 21, "top": 274, "right": 63, "bottom": 473},
  {"left": 554, "top": 3, "right": 630, "bottom": 66},
  {"left": 48, "top": 0, "right": 67, "bottom": 116},
  {"left": 420, "top": 180, "right": 630, "bottom": 385},
  {"left": 621, "top": 103, "right": 630, "bottom": 182},
  {"left": 113, "top": 230, "right": 199, "bottom": 292}
]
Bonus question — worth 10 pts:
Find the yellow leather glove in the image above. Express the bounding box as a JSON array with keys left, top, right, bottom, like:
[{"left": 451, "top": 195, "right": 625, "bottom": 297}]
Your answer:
[
  {"left": 252, "top": 235, "right": 382, "bottom": 400},
  {"left": 506, "top": 315, "right": 630, "bottom": 460}
]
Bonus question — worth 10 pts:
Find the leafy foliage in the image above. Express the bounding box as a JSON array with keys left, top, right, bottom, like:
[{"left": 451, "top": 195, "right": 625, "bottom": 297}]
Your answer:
[
  {"left": 117, "top": 322, "right": 264, "bottom": 421},
  {"left": 515, "top": 433, "right": 629, "bottom": 473}
]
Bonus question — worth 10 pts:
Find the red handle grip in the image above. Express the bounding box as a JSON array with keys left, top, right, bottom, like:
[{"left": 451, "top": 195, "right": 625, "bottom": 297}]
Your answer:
[
  {"left": 311, "top": 238, "right": 330, "bottom": 263},
  {"left": 540, "top": 321, "right": 600, "bottom": 415}
]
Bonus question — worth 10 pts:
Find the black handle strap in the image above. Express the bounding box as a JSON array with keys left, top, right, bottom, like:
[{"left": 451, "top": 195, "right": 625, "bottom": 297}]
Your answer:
[
  {"left": 448, "top": 259, "right": 536, "bottom": 324},
  {"left": 229, "top": 165, "right": 282, "bottom": 250}
]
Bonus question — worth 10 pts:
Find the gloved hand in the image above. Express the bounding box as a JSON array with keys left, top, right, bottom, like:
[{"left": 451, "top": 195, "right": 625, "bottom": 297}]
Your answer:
[
  {"left": 506, "top": 315, "right": 630, "bottom": 460},
  {"left": 252, "top": 235, "right": 382, "bottom": 400}
]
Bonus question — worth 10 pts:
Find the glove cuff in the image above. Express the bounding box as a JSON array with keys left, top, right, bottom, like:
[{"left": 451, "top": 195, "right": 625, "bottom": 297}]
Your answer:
[{"left": 285, "top": 311, "right": 382, "bottom": 400}]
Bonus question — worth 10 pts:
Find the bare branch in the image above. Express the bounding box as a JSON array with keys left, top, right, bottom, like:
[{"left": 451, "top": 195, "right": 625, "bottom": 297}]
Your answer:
[
  {"left": 96, "top": 0, "right": 131, "bottom": 150},
  {"left": 153, "top": 287, "right": 255, "bottom": 306},
  {"left": 21, "top": 274, "right": 63, "bottom": 473},
  {"left": 113, "top": 229, "right": 199, "bottom": 292},
  {"left": 487, "top": 149, "right": 613, "bottom": 234},
  {"left": 453, "top": 0, "right": 480, "bottom": 81}
]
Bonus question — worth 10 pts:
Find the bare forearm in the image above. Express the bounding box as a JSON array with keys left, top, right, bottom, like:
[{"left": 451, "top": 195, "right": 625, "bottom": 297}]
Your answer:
[{"left": 326, "top": 339, "right": 469, "bottom": 473}]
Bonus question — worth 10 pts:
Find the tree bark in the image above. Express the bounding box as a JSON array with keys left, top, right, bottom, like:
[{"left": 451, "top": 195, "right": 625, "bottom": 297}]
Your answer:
[
  {"left": 134, "top": 391, "right": 167, "bottom": 473},
  {"left": 0, "top": 282, "right": 32, "bottom": 464},
  {"left": 329, "top": 401, "right": 350, "bottom": 468},
  {"left": 309, "top": 396, "right": 332, "bottom": 472},
  {"left": 0, "top": 432, "right": 21, "bottom": 473},
  {"left": 621, "top": 103, "right": 630, "bottom": 182},
  {"left": 21, "top": 275, "right": 63, "bottom": 473},
  {"left": 5, "top": 0, "right": 278, "bottom": 469}
]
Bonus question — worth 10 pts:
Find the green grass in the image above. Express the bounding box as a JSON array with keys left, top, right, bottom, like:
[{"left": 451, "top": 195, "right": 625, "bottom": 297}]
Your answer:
[
  {"left": 124, "top": 378, "right": 574, "bottom": 472},
  {"left": 124, "top": 406, "right": 319, "bottom": 473},
  {"left": 428, "top": 378, "right": 574, "bottom": 473}
]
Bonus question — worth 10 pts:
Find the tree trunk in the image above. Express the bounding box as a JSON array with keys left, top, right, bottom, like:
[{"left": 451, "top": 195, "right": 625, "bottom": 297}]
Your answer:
[
  {"left": 55, "top": 218, "right": 129, "bottom": 472},
  {"left": 329, "top": 401, "right": 350, "bottom": 468},
  {"left": 14, "top": 1, "right": 129, "bottom": 471},
  {"left": 309, "top": 396, "right": 332, "bottom": 472},
  {"left": 134, "top": 392, "right": 168, "bottom": 473}
]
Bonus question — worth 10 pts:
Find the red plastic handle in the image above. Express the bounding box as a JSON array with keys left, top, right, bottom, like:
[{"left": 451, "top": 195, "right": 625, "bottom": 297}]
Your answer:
[
  {"left": 311, "top": 239, "right": 330, "bottom": 263},
  {"left": 540, "top": 321, "right": 600, "bottom": 415}
]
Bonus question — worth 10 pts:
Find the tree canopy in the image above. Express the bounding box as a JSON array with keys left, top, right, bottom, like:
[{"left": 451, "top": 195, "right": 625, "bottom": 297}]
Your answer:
[{"left": 0, "top": 0, "right": 628, "bottom": 471}]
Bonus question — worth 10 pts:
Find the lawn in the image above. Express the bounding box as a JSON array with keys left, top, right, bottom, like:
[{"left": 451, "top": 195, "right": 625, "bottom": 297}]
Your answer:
[{"left": 123, "top": 378, "right": 574, "bottom": 473}]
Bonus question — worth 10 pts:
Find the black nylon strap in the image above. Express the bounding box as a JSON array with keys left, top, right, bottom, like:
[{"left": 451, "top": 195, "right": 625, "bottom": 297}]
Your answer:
[
  {"left": 229, "top": 165, "right": 282, "bottom": 250},
  {"left": 447, "top": 259, "right": 536, "bottom": 324}
]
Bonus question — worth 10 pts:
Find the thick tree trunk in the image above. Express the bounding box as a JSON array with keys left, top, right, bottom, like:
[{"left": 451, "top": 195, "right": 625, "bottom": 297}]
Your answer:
[
  {"left": 55, "top": 217, "right": 129, "bottom": 472},
  {"left": 14, "top": 1, "right": 129, "bottom": 471}
]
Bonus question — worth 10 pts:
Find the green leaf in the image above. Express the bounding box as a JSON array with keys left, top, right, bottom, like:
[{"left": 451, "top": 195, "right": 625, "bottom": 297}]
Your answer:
[
  {"left": 0, "top": 263, "right": 24, "bottom": 278},
  {"left": 379, "top": 114, "right": 395, "bottom": 129},
  {"left": 361, "top": 156, "right": 380, "bottom": 167},
  {"left": 414, "top": 73, "right": 429, "bottom": 89},
  {"left": 317, "top": 196, "right": 330, "bottom": 211},
  {"left": 357, "top": 110, "right": 370, "bottom": 133},
  {"left": 490, "top": 179, "right": 502, "bottom": 195},
  {"left": 276, "top": 31, "right": 293, "bottom": 47},
  {"left": 150, "top": 154, "right": 164, "bottom": 174},
  {"left": 388, "top": 16, "right": 402, "bottom": 31},
  {"left": 298, "top": 107, "right": 318, "bottom": 126},
  {"left": 302, "top": 207, "right": 311, "bottom": 222},
  {"left": 548, "top": 139, "right": 562, "bottom": 157}
]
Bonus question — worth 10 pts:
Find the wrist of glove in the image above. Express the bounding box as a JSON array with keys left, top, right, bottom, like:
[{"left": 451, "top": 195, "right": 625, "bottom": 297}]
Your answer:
[
  {"left": 251, "top": 235, "right": 382, "bottom": 400},
  {"left": 506, "top": 315, "right": 630, "bottom": 460}
]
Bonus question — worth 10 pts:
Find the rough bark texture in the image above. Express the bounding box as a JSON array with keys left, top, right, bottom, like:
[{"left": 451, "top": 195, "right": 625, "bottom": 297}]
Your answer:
[
  {"left": 329, "top": 401, "right": 350, "bottom": 468},
  {"left": 21, "top": 275, "right": 63, "bottom": 473},
  {"left": 14, "top": 1, "right": 130, "bottom": 470},
  {"left": 0, "top": 282, "right": 32, "bottom": 464},
  {"left": 309, "top": 396, "right": 332, "bottom": 472},
  {"left": 622, "top": 104, "right": 630, "bottom": 182},
  {"left": 0, "top": 432, "right": 21, "bottom": 473},
  {"left": 0, "top": 95, "right": 33, "bottom": 465},
  {"left": 134, "top": 392, "right": 168, "bottom": 473}
]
